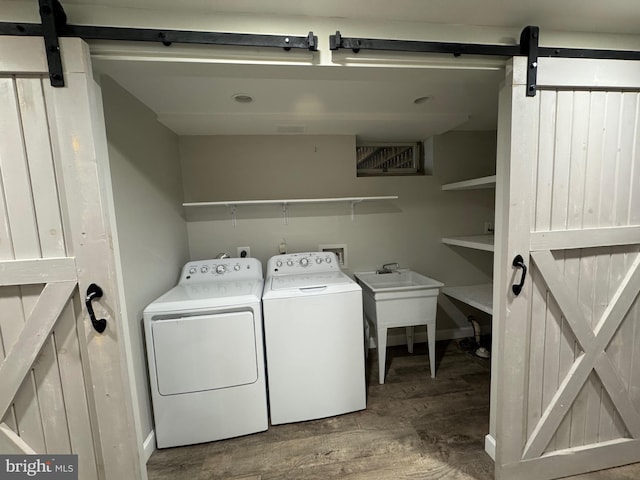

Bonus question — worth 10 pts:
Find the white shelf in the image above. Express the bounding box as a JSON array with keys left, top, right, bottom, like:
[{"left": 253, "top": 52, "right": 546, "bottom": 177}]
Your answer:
[
  {"left": 183, "top": 196, "right": 398, "bottom": 208},
  {"left": 442, "top": 175, "right": 496, "bottom": 191},
  {"left": 182, "top": 196, "right": 398, "bottom": 225},
  {"left": 441, "top": 234, "right": 494, "bottom": 252},
  {"left": 443, "top": 283, "right": 493, "bottom": 315}
]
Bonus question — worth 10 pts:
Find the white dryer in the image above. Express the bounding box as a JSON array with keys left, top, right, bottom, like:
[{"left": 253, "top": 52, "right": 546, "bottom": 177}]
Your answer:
[
  {"left": 143, "top": 258, "right": 267, "bottom": 448},
  {"left": 262, "top": 252, "right": 366, "bottom": 425}
]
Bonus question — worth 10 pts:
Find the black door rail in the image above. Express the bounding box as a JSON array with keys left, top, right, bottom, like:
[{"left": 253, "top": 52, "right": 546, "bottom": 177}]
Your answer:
[
  {"left": 330, "top": 27, "right": 640, "bottom": 97},
  {"left": 0, "top": 0, "right": 318, "bottom": 87},
  {"left": 2, "top": 0, "right": 638, "bottom": 95}
]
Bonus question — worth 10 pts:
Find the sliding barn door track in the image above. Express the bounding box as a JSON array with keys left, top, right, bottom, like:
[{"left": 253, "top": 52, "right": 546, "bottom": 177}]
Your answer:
[
  {"left": 0, "top": 0, "right": 318, "bottom": 87},
  {"left": 331, "top": 28, "right": 640, "bottom": 97},
  {"left": 1, "top": 0, "right": 638, "bottom": 95}
]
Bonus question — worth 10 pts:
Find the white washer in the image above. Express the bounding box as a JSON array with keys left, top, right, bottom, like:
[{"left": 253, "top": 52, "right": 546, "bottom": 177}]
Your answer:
[
  {"left": 262, "top": 252, "right": 366, "bottom": 425},
  {"left": 143, "top": 258, "right": 267, "bottom": 448}
]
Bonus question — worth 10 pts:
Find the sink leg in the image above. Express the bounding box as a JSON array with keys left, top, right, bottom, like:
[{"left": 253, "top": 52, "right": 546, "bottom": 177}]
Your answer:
[
  {"left": 377, "top": 326, "right": 387, "bottom": 384},
  {"left": 406, "top": 326, "right": 414, "bottom": 353},
  {"left": 427, "top": 322, "right": 436, "bottom": 378}
]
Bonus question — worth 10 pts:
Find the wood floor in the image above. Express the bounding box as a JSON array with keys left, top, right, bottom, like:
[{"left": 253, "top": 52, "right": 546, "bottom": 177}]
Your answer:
[{"left": 146, "top": 340, "right": 640, "bottom": 480}]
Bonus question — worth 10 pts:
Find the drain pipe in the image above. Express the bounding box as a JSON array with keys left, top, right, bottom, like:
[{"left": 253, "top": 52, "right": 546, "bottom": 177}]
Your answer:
[{"left": 468, "top": 316, "right": 490, "bottom": 359}]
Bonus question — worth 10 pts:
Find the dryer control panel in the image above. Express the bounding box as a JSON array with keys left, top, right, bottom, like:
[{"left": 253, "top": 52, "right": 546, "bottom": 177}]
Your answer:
[
  {"left": 180, "top": 257, "right": 263, "bottom": 283},
  {"left": 267, "top": 252, "right": 341, "bottom": 275}
]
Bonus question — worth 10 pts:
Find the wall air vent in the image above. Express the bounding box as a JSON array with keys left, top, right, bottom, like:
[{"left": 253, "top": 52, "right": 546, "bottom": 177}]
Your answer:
[{"left": 356, "top": 142, "right": 424, "bottom": 177}]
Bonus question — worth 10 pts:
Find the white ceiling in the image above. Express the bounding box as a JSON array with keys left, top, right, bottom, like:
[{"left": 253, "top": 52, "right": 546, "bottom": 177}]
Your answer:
[
  {"left": 56, "top": 0, "right": 640, "bottom": 35},
  {"left": 78, "top": 0, "right": 639, "bottom": 140},
  {"left": 93, "top": 58, "right": 504, "bottom": 141}
]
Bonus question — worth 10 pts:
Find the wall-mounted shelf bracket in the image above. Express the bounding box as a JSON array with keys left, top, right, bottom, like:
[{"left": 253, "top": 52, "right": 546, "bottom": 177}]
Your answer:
[
  {"left": 350, "top": 200, "right": 362, "bottom": 222},
  {"left": 282, "top": 203, "right": 289, "bottom": 225},
  {"left": 228, "top": 204, "right": 238, "bottom": 227}
]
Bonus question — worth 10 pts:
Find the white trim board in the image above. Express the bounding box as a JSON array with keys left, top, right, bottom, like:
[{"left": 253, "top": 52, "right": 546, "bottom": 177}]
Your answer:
[
  {"left": 143, "top": 430, "right": 156, "bottom": 463},
  {"left": 485, "top": 434, "right": 496, "bottom": 460}
]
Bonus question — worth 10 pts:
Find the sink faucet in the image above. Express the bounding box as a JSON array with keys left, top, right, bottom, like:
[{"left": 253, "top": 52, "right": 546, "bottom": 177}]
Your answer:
[{"left": 377, "top": 262, "right": 399, "bottom": 274}]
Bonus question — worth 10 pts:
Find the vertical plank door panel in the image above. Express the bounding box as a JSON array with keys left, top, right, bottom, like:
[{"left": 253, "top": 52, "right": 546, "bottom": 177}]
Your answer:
[
  {"left": 533, "top": 90, "right": 556, "bottom": 233},
  {"left": 0, "top": 78, "right": 40, "bottom": 259},
  {"left": 0, "top": 146, "right": 14, "bottom": 260},
  {"left": 526, "top": 263, "right": 547, "bottom": 440},
  {"left": 16, "top": 77, "right": 65, "bottom": 258},
  {"left": 12, "top": 285, "right": 46, "bottom": 453},
  {"left": 54, "top": 297, "right": 99, "bottom": 480},
  {"left": 0, "top": 287, "right": 21, "bottom": 433},
  {"left": 32, "top": 335, "right": 72, "bottom": 454}
]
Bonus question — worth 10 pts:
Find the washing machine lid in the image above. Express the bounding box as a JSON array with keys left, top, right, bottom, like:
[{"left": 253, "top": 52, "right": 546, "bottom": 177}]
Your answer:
[
  {"left": 263, "top": 271, "right": 361, "bottom": 299},
  {"left": 270, "top": 271, "right": 352, "bottom": 290},
  {"left": 145, "top": 279, "right": 263, "bottom": 313}
]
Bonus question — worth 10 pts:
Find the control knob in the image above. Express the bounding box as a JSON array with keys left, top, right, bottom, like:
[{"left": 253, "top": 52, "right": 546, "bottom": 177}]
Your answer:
[
  {"left": 300, "top": 257, "right": 309, "bottom": 267},
  {"left": 234, "top": 264, "right": 241, "bottom": 271},
  {"left": 315, "top": 257, "right": 322, "bottom": 264},
  {"left": 325, "top": 256, "right": 332, "bottom": 263},
  {"left": 286, "top": 260, "right": 294, "bottom": 267},
  {"left": 216, "top": 265, "right": 226, "bottom": 274},
  {"left": 200, "top": 266, "right": 209, "bottom": 273},
  {"left": 189, "top": 267, "right": 197, "bottom": 274},
  {"left": 276, "top": 260, "right": 283, "bottom": 267}
]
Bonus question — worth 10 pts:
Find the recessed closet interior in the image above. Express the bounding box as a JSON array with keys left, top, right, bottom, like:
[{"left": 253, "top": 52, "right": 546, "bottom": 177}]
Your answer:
[{"left": 94, "top": 44, "right": 502, "bottom": 457}]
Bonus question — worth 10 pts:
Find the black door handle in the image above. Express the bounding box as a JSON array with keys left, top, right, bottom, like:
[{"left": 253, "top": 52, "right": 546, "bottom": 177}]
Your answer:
[
  {"left": 86, "top": 283, "right": 107, "bottom": 333},
  {"left": 512, "top": 255, "right": 527, "bottom": 296}
]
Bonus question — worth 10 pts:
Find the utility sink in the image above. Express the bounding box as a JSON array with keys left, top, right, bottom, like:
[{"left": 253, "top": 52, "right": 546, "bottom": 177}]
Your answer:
[
  {"left": 355, "top": 270, "right": 443, "bottom": 297},
  {"left": 354, "top": 269, "right": 444, "bottom": 383}
]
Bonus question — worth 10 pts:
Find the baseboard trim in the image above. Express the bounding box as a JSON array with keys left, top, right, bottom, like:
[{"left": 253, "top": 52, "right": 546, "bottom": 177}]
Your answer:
[
  {"left": 143, "top": 430, "right": 156, "bottom": 463},
  {"left": 485, "top": 433, "right": 496, "bottom": 460}
]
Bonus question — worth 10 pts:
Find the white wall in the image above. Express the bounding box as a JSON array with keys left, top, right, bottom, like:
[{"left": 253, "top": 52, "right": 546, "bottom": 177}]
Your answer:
[
  {"left": 101, "top": 76, "right": 189, "bottom": 445},
  {"left": 180, "top": 132, "right": 495, "bottom": 335}
]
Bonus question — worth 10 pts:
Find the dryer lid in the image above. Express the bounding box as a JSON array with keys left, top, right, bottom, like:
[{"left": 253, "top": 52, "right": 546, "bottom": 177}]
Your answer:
[{"left": 145, "top": 279, "right": 263, "bottom": 313}]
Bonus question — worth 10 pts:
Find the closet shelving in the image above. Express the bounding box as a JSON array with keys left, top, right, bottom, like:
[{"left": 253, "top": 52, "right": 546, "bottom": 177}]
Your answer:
[
  {"left": 441, "top": 175, "right": 496, "bottom": 315},
  {"left": 441, "top": 174, "right": 496, "bottom": 191},
  {"left": 182, "top": 196, "right": 398, "bottom": 224},
  {"left": 441, "top": 283, "right": 493, "bottom": 315},
  {"left": 441, "top": 234, "right": 494, "bottom": 252}
]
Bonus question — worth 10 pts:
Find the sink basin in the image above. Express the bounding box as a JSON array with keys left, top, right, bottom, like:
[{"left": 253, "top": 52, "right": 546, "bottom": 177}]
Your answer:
[
  {"left": 354, "top": 269, "right": 444, "bottom": 383},
  {"left": 354, "top": 269, "right": 444, "bottom": 298}
]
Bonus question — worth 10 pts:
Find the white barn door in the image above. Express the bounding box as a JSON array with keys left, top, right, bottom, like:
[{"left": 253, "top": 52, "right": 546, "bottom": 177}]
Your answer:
[
  {"left": 0, "top": 37, "right": 144, "bottom": 479},
  {"left": 494, "top": 56, "right": 640, "bottom": 479}
]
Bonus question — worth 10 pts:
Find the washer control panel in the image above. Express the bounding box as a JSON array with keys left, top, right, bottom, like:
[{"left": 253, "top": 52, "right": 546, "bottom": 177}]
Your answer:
[
  {"left": 267, "top": 252, "right": 341, "bottom": 275},
  {"left": 180, "top": 257, "right": 263, "bottom": 283}
]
